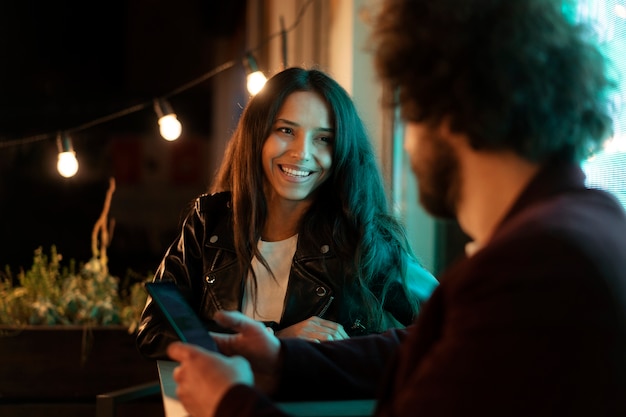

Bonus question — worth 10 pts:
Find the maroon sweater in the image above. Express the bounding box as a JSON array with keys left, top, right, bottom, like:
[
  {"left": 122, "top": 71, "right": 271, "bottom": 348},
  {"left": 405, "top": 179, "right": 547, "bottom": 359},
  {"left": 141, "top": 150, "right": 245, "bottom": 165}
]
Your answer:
[{"left": 217, "top": 163, "right": 626, "bottom": 417}]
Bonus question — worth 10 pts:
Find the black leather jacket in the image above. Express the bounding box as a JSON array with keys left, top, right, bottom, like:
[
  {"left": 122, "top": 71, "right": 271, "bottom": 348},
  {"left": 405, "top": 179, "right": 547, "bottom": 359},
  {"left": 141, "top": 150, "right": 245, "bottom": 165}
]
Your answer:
[{"left": 136, "top": 192, "right": 438, "bottom": 359}]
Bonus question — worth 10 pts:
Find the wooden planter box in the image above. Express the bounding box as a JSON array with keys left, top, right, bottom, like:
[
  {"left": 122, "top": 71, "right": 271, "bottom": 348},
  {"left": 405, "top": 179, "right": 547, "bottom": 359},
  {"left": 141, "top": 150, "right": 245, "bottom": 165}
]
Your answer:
[{"left": 0, "top": 325, "right": 159, "bottom": 401}]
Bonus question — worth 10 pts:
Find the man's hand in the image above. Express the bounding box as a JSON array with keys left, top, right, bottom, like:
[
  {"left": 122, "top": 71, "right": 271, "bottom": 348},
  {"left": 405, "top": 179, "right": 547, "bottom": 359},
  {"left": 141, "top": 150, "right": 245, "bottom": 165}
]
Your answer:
[
  {"left": 275, "top": 316, "right": 349, "bottom": 342},
  {"left": 210, "top": 310, "right": 283, "bottom": 394},
  {"left": 167, "top": 342, "right": 253, "bottom": 417}
]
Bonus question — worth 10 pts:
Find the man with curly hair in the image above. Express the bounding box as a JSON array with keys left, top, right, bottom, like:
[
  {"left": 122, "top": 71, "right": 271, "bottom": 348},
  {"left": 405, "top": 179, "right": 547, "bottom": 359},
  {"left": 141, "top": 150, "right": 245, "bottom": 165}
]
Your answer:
[{"left": 165, "top": 1, "right": 626, "bottom": 416}]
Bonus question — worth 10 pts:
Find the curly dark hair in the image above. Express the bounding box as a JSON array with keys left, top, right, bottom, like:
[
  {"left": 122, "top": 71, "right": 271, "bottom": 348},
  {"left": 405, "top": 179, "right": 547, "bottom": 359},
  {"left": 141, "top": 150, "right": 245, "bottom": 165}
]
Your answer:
[{"left": 371, "top": 0, "right": 617, "bottom": 163}]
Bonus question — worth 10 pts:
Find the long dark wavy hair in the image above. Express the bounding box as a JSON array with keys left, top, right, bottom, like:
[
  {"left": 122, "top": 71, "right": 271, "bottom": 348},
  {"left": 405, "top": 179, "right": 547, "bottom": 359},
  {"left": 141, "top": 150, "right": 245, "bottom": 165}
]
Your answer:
[
  {"left": 210, "top": 67, "right": 419, "bottom": 330},
  {"left": 372, "top": 0, "right": 616, "bottom": 164}
]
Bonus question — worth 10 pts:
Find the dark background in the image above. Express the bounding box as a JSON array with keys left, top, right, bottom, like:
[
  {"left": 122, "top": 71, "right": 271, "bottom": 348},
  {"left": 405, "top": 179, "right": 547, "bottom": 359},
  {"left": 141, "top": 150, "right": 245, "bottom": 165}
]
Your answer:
[{"left": 0, "top": 0, "right": 247, "bottom": 279}]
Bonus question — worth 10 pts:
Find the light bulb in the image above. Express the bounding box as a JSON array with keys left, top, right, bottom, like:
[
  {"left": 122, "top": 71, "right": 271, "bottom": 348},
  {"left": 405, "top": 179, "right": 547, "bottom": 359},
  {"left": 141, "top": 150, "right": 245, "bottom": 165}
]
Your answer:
[
  {"left": 247, "top": 71, "right": 267, "bottom": 95},
  {"left": 57, "top": 151, "right": 79, "bottom": 178},
  {"left": 154, "top": 98, "right": 182, "bottom": 141},
  {"left": 56, "top": 132, "right": 79, "bottom": 178},
  {"left": 244, "top": 53, "right": 267, "bottom": 95},
  {"left": 158, "top": 114, "right": 182, "bottom": 141}
]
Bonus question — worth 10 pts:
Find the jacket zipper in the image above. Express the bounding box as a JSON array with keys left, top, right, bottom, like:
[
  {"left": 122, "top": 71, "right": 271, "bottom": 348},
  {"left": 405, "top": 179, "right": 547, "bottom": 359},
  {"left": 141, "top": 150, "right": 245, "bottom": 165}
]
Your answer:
[{"left": 317, "top": 296, "right": 334, "bottom": 317}]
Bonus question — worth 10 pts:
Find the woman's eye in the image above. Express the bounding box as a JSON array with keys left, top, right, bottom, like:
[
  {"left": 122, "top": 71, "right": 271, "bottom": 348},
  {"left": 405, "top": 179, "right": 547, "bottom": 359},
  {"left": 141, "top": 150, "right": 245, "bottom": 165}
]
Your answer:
[
  {"left": 277, "top": 127, "right": 293, "bottom": 135},
  {"left": 318, "top": 136, "right": 334, "bottom": 145}
]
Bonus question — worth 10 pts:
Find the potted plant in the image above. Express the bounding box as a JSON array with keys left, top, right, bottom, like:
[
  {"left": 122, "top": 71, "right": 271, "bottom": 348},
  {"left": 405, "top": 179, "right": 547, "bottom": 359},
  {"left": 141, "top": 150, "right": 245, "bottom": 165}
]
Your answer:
[
  {"left": 0, "top": 245, "right": 147, "bottom": 330},
  {"left": 0, "top": 178, "right": 158, "bottom": 410}
]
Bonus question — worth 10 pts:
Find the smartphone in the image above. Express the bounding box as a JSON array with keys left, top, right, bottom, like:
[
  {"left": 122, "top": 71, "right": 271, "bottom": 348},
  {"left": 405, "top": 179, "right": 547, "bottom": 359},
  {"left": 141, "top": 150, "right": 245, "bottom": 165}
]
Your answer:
[{"left": 145, "top": 281, "right": 219, "bottom": 352}]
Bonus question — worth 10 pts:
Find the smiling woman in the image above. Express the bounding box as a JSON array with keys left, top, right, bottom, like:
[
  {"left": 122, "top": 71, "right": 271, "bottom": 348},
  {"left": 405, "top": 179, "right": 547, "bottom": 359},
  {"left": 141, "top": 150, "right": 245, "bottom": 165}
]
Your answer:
[
  {"left": 261, "top": 90, "right": 334, "bottom": 222},
  {"left": 135, "top": 67, "right": 439, "bottom": 360}
]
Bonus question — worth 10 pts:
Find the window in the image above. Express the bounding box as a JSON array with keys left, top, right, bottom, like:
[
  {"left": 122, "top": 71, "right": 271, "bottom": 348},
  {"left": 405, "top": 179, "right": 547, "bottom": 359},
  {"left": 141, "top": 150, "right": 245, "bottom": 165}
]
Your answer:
[{"left": 578, "top": 0, "right": 626, "bottom": 208}]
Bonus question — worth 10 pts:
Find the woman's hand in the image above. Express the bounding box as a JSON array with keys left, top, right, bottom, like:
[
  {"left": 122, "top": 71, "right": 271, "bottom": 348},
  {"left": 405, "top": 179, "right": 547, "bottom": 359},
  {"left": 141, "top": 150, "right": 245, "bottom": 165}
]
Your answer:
[{"left": 275, "top": 316, "right": 349, "bottom": 342}]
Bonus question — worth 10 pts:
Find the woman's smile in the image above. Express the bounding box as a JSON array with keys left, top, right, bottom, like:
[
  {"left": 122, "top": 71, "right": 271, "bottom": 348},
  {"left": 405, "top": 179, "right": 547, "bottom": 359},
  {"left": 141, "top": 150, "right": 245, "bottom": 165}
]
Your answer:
[{"left": 262, "top": 90, "right": 334, "bottom": 204}]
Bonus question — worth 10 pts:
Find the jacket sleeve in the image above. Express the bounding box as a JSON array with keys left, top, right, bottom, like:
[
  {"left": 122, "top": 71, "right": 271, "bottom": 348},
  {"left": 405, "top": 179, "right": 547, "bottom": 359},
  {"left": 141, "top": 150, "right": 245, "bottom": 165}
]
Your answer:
[
  {"left": 216, "top": 385, "right": 289, "bottom": 417},
  {"left": 135, "top": 200, "right": 206, "bottom": 360},
  {"left": 273, "top": 327, "right": 407, "bottom": 401},
  {"left": 215, "top": 330, "right": 405, "bottom": 416}
]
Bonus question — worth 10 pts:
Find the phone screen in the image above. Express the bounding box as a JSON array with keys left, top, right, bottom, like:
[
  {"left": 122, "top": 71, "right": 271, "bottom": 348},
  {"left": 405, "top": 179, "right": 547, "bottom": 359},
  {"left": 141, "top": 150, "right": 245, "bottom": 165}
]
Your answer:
[{"left": 145, "top": 281, "right": 219, "bottom": 352}]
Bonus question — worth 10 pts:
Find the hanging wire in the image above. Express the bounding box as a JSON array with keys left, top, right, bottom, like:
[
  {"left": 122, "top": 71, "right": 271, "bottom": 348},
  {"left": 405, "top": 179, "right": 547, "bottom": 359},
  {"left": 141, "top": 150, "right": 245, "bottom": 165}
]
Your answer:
[
  {"left": 67, "top": 102, "right": 151, "bottom": 135},
  {"left": 162, "top": 59, "right": 237, "bottom": 99},
  {"left": 0, "top": 0, "right": 316, "bottom": 151},
  {"left": 0, "top": 133, "right": 51, "bottom": 149},
  {"left": 247, "top": 0, "right": 314, "bottom": 56},
  {"left": 280, "top": 16, "right": 288, "bottom": 70}
]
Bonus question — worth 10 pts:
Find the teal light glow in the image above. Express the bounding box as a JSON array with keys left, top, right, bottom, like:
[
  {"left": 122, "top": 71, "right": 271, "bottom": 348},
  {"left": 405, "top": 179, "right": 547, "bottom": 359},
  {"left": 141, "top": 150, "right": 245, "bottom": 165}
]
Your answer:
[
  {"left": 578, "top": 0, "right": 626, "bottom": 209},
  {"left": 583, "top": 153, "right": 626, "bottom": 206}
]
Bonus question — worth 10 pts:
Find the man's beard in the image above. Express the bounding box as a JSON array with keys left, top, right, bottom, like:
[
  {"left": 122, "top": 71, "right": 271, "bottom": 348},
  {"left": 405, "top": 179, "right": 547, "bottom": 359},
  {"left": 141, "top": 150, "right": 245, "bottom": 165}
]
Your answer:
[{"left": 412, "top": 130, "right": 460, "bottom": 219}]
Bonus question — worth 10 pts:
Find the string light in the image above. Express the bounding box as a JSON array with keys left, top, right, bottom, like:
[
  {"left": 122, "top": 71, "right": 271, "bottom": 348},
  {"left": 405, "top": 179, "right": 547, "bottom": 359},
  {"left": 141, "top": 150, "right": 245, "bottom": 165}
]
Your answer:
[
  {"left": 0, "top": 0, "right": 315, "bottom": 173},
  {"left": 153, "top": 98, "right": 182, "bottom": 141},
  {"left": 56, "top": 132, "right": 79, "bottom": 178},
  {"left": 244, "top": 53, "right": 267, "bottom": 95}
]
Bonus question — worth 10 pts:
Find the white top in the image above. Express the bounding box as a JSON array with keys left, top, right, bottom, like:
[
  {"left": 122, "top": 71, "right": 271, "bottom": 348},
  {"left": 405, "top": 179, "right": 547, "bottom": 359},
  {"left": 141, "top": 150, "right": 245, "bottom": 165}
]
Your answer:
[{"left": 242, "top": 234, "right": 298, "bottom": 322}]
